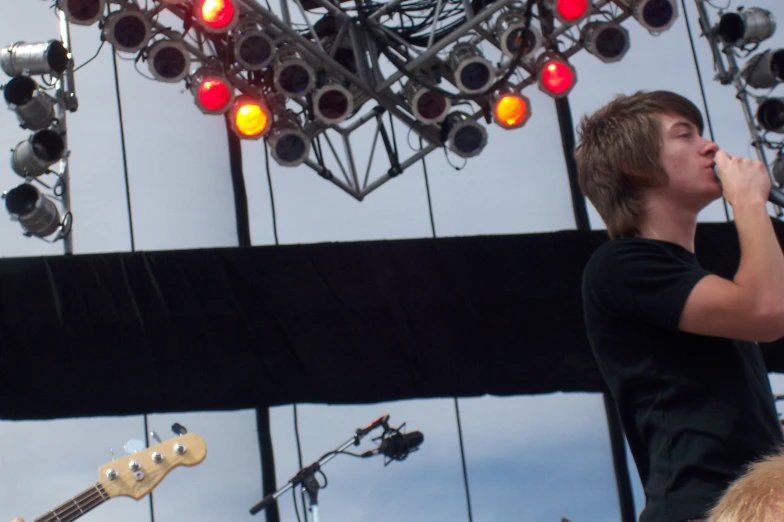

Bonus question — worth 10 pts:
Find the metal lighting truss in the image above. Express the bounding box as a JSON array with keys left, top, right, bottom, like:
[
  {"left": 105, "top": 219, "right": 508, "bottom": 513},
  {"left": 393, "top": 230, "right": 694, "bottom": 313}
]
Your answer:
[
  {"left": 693, "top": 0, "right": 782, "bottom": 215},
  {"left": 112, "top": 0, "right": 638, "bottom": 201}
]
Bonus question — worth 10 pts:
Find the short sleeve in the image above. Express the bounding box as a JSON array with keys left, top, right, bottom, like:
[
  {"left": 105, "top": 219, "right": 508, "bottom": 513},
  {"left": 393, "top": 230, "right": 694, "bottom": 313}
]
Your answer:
[{"left": 584, "top": 240, "right": 712, "bottom": 331}]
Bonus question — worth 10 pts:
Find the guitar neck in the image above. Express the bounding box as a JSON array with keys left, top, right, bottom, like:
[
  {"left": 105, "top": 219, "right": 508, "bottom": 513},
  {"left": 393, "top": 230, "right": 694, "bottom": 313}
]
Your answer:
[{"left": 33, "top": 484, "right": 110, "bottom": 522}]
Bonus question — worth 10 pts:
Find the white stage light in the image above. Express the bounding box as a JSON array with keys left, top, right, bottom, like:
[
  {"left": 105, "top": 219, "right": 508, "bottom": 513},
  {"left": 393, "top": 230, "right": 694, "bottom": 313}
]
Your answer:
[
  {"left": 632, "top": 0, "right": 678, "bottom": 33},
  {"left": 313, "top": 79, "right": 353, "bottom": 124},
  {"left": 58, "top": 0, "right": 106, "bottom": 26},
  {"left": 448, "top": 43, "right": 495, "bottom": 94},
  {"left": 3, "top": 76, "right": 57, "bottom": 130},
  {"left": 718, "top": 7, "right": 775, "bottom": 46},
  {"left": 495, "top": 10, "right": 541, "bottom": 60},
  {"left": 404, "top": 79, "right": 451, "bottom": 124},
  {"left": 742, "top": 49, "right": 784, "bottom": 89},
  {"left": 233, "top": 21, "right": 276, "bottom": 71},
  {"left": 103, "top": 10, "right": 152, "bottom": 54},
  {"left": 273, "top": 47, "right": 315, "bottom": 97},
  {"left": 11, "top": 129, "right": 66, "bottom": 178},
  {"left": 269, "top": 115, "right": 310, "bottom": 167},
  {"left": 582, "top": 22, "right": 630, "bottom": 63},
  {"left": 147, "top": 39, "right": 191, "bottom": 83},
  {"left": 3, "top": 183, "right": 62, "bottom": 238},
  {"left": 0, "top": 40, "right": 71, "bottom": 77},
  {"left": 440, "top": 112, "right": 488, "bottom": 158}
]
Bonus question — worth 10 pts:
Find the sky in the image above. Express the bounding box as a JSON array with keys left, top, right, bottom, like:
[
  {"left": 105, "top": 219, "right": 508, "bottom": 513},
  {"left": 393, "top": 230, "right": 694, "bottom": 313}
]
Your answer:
[{"left": 2, "top": 1, "right": 784, "bottom": 522}]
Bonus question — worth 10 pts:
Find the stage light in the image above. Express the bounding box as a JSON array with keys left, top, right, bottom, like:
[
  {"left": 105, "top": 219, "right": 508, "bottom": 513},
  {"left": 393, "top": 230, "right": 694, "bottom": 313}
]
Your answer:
[
  {"left": 718, "top": 7, "right": 775, "bottom": 46},
  {"left": 102, "top": 10, "right": 152, "bottom": 54},
  {"left": 582, "top": 22, "right": 630, "bottom": 63},
  {"left": 269, "top": 114, "right": 310, "bottom": 167},
  {"left": 537, "top": 51, "right": 577, "bottom": 98},
  {"left": 195, "top": 0, "right": 239, "bottom": 33},
  {"left": 550, "top": 0, "right": 590, "bottom": 25},
  {"left": 273, "top": 47, "right": 315, "bottom": 97},
  {"left": 4, "top": 183, "right": 61, "bottom": 238},
  {"left": 190, "top": 68, "right": 234, "bottom": 114},
  {"left": 0, "top": 40, "right": 71, "bottom": 77},
  {"left": 57, "top": 0, "right": 105, "bottom": 26},
  {"left": 11, "top": 129, "right": 66, "bottom": 178},
  {"left": 631, "top": 0, "right": 678, "bottom": 33},
  {"left": 741, "top": 49, "right": 784, "bottom": 89},
  {"left": 495, "top": 9, "right": 541, "bottom": 59},
  {"left": 440, "top": 112, "right": 488, "bottom": 158},
  {"left": 492, "top": 87, "right": 531, "bottom": 130},
  {"left": 147, "top": 39, "right": 191, "bottom": 83},
  {"left": 230, "top": 96, "right": 271, "bottom": 139},
  {"left": 448, "top": 43, "right": 495, "bottom": 95},
  {"left": 313, "top": 80, "right": 354, "bottom": 124},
  {"left": 232, "top": 21, "right": 276, "bottom": 71},
  {"left": 757, "top": 97, "right": 784, "bottom": 133},
  {"left": 404, "top": 79, "right": 451, "bottom": 124},
  {"left": 3, "top": 76, "right": 57, "bottom": 131}
]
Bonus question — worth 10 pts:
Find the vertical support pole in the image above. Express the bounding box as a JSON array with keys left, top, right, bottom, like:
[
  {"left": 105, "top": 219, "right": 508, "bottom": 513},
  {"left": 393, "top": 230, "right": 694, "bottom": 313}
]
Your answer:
[{"left": 57, "top": 9, "right": 77, "bottom": 255}]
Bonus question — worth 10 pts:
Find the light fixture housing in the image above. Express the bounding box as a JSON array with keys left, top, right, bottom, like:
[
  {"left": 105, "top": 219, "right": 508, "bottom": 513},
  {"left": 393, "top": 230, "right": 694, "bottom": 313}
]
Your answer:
[
  {"left": 582, "top": 22, "right": 630, "bottom": 63},
  {"left": 741, "top": 49, "right": 784, "bottom": 89},
  {"left": 269, "top": 114, "right": 310, "bottom": 167},
  {"left": 4, "top": 183, "right": 62, "bottom": 238},
  {"left": 0, "top": 40, "right": 71, "bottom": 77},
  {"left": 190, "top": 68, "right": 235, "bottom": 114},
  {"left": 404, "top": 79, "right": 451, "bottom": 124},
  {"left": 58, "top": 0, "right": 106, "bottom": 26},
  {"left": 537, "top": 51, "right": 577, "bottom": 98},
  {"left": 11, "top": 129, "right": 66, "bottom": 178},
  {"left": 273, "top": 46, "right": 315, "bottom": 98},
  {"left": 492, "top": 86, "right": 531, "bottom": 130},
  {"left": 102, "top": 10, "right": 152, "bottom": 54},
  {"left": 495, "top": 10, "right": 541, "bottom": 60},
  {"left": 147, "top": 39, "right": 191, "bottom": 83},
  {"left": 718, "top": 7, "right": 776, "bottom": 47},
  {"left": 232, "top": 21, "right": 276, "bottom": 71},
  {"left": 757, "top": 97, "right": 784, "bottom": 133},
  {"left": 3, "top": 76, "right": 57, "bottom": 130},
  {"left": 448, "top": 43, "right": 496, "bottom": 95},
  {"left": 632, "top": 0, "right": 678, "bottom": 33},
  {"left": 313, "top": 80, "right": 354, "bottom": 125},
  {"left": 440, "top": 111, "right": 488, "bottom": 158},
  {"left": 772, "top": 153, "right": 784, "bottom": 187}
]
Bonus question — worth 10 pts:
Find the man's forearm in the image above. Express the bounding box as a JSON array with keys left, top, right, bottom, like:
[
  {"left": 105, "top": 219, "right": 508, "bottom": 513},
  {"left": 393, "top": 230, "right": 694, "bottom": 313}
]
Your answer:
[{"left": 733, "top": 201, "right": 784, "bottom": 319}]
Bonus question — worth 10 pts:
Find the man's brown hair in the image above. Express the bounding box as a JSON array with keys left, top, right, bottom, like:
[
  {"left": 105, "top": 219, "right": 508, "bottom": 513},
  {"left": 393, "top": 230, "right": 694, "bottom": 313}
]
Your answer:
[
  {"left": 575, "top": 90, "right": 704, "bottom": 238},
  {"left": 707, "top": 446, "right": 784, "bottom": 522}
]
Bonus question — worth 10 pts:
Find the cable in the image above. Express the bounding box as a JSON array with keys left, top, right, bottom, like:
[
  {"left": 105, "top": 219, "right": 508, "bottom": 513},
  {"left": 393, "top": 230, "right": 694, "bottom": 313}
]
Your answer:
[
  {"left": 292, "top": 404, "right": 308, "bottom": 522},
  {"left": 74, "top": 40, "right": 106, "bottom": 72},
  {"left": 681, "top": 0, "right": 731, "bottom": 222},
  {"left": 111, "top": 48, "right": 136, "bottom": 252},
  {"left": 453, "top": 398, "right": 474, "bottom": 522},
  {"left": 420, "top": 136, "right": 437, "bottom": 238},
  {"left": 263, "top": 140, "right": 280, "bottom": 245}
]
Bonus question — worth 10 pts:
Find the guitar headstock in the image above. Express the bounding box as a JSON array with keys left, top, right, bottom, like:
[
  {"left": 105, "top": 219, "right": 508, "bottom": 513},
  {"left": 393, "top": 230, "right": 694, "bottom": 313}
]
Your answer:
[{"left": 97, "top": 433, "right": 207, "bottom": 500}]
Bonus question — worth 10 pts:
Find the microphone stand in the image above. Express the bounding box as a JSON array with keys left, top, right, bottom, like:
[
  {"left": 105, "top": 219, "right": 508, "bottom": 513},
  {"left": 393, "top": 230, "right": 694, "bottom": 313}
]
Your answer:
[{"left": 249, "top": 415, "right": 390, "bottom": 520}]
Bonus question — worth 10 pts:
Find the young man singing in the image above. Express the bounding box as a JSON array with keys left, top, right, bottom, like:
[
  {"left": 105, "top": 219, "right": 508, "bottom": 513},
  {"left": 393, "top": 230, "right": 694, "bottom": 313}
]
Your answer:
[{"left": 577, "top": 90, "right": 784, "bottom": 522}]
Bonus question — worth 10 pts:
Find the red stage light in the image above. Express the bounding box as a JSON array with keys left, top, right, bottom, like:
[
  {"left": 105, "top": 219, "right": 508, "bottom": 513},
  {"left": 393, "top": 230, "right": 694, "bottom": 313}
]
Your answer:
[
  {"left": 554, "top": 0, "right": 589, "bottom": 23},
  {"left": 538, "top": 53, "right": 576, "bottom": 98},
  {"left": 197, "top": 0, "right": 237, "bottom": 32},
  {"left": 198, "top": 79, "right": 232, "bottom": 113}
]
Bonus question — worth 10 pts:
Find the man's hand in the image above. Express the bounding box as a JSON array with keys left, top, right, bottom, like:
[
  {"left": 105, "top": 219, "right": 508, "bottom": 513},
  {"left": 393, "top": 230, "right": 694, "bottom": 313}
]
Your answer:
[{"left": 715, "top": 149, "right": 771, "bottom": 208}]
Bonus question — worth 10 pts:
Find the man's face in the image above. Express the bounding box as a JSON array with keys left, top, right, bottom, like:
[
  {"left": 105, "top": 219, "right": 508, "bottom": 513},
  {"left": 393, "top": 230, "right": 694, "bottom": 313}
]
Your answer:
[{"left": 655, "top": 113, "right": 722, "bottom": 211}]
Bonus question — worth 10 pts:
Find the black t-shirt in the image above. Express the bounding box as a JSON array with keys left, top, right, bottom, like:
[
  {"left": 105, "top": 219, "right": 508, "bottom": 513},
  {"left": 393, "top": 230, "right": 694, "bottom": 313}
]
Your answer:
[{"left": 582, "top": 237, "right": 783, "bottom": 522}]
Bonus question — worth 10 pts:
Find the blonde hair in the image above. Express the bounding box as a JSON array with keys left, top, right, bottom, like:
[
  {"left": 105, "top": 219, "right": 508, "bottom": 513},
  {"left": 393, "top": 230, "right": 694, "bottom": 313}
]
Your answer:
[
  {"left": 708, "top": 447, "right": 784, "bottom": 522},
  {"left": 575, "top": 90, "right": 704, "bottom": 238}
]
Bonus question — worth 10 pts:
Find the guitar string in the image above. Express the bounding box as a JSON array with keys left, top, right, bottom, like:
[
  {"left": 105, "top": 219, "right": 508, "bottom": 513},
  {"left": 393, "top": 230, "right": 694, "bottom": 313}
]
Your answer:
[{"left": 35, "top": 486, "right": 107, "bottom": 522}]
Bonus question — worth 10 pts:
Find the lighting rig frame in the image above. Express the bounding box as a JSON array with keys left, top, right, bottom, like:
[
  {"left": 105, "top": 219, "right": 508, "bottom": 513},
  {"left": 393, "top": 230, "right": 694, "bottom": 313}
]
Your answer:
[
  {"left": 694, "top": 1, "right": 783, "bottom": 215},
  {"left": 83, "top": 0, "right": 648, "bottom": 201}
]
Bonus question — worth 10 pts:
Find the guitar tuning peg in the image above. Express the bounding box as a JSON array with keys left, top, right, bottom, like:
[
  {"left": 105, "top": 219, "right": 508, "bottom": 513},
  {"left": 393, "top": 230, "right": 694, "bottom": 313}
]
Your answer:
[
  {"left": 171, "top": 423, "right": 188, "bottom": 436},
  {"left": 109, "top": 447, "right": 116, "bottom": 461},
  {"left": 123, "top": 438, "right": 146, "bottom": 455},
  {"left": 150, "top": 431, "right": 162, "bottom": 444}
]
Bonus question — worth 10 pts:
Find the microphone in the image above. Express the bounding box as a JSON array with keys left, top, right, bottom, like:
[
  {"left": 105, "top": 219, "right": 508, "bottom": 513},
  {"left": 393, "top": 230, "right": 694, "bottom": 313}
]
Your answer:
[
  {"left": 770, "top": 187, "right": 784, "bottom": 207},
  {"left": 362, "top": 431, "right": 424, "bottom": 460}
]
